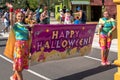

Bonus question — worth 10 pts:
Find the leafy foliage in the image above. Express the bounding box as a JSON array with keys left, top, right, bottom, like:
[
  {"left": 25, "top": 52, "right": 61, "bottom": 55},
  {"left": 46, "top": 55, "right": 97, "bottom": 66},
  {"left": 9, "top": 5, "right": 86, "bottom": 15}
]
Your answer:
[
  {"left": 0, "top": 0, "right": 39, "bottom": 10},
  {"left": 0, "top": 0, "right": 67, "bottom": 10},
  {"left": 27, "top": 0, "right": 38, "bottom": 10},
  {"left": 13, "top": 0, "right": 29, "bottom": 9}
]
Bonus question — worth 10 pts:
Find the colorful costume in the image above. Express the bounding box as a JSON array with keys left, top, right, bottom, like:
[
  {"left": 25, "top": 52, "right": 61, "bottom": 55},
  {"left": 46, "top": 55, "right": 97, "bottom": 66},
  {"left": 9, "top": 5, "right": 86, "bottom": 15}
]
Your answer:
[
  {"left": 4, "top": 22, "right": 30, "bottom": 71},
  {"left": 98, "top": 17, "right": 116, "bottom": 65},
  {"left": 98, "top": 17, "right": 116, "bottom": 50},
  {"left": 13, "top": 22, "right": 29, "bottom": 71}
]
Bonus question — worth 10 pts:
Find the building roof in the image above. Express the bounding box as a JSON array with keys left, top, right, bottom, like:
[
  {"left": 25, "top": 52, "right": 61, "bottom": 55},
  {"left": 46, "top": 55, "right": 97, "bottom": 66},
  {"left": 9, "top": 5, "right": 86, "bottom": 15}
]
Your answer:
[{"left": 71, "top": 1, "right": 90, "bottom": 5}]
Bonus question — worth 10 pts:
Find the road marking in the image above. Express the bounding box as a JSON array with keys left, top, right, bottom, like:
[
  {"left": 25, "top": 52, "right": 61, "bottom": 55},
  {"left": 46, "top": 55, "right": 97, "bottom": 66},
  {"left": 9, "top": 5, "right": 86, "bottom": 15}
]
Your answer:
[
  {"left": 27, "top": 69, "right": 52, "bottom": 80},
  {"left": 0, "top": 54, "right": 13, "bottom": 63},
  {"left": 84, "top": 56, "right": 114, "bottom": 65},
  {"left": 0, "top": 54, "right": 114, "bottom": 80},
  {"left": 0, "top": 54, "right": 52, "bottom": 80},
  {"left": 84, "top": 56, "right": 101, "bottom": 61}
]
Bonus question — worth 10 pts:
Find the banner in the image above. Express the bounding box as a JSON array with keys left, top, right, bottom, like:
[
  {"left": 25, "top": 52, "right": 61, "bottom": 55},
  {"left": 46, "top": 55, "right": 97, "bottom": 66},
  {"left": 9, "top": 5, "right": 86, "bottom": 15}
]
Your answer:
[{"left": 30, "top": 24, "right": 96, "bottom": 65}]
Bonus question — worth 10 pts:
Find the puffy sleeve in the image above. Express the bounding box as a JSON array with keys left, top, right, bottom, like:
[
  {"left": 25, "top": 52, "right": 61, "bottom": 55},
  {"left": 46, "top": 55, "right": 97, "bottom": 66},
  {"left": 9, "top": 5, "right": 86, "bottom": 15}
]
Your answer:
[
  {"left": 110, "top": 18, "right": 116, "bottom": 27},
  {"left": 98, "top": 18, "right": 105, "bottom": 28}
]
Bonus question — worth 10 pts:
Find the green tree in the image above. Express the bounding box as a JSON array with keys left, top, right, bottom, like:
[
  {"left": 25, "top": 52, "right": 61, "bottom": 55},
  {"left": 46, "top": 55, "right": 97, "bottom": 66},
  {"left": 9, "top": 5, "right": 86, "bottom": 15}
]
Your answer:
[
  {"left": 28, "top": 0, "right": 38, "bottom": 10},
  {"left": 13, "top": 0, "right": 29, "bottom": 9},
  {"left": 9, "top": 0, "right": 38, "bottom": 10}
]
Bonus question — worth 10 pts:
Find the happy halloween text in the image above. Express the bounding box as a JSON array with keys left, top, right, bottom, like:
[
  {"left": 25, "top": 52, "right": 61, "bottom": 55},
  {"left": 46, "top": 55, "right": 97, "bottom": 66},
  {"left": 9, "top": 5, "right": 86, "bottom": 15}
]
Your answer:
[{"left": 34, "top": 30, "right": 93, "bottom": 52}]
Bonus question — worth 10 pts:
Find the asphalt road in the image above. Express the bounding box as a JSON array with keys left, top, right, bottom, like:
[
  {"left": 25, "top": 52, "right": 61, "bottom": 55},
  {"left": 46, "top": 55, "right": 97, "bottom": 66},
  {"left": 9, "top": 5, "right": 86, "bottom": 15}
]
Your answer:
[
  {"left": 0, "top": 17, "right": 118, "bottom": 80},
  {"left": 0, "top": 35, "right": 117, "bottom": 80}
]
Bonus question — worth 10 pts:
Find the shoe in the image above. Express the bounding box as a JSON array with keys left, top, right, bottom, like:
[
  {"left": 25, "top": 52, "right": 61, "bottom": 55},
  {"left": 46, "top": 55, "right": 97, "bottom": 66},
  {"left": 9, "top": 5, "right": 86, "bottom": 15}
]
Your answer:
[
  {"left": 101, "top": 62, "right": 106, "bottom": 66},
  {"left": 105, "top": 61, "right": 111, "bottom": 65},
  {"left": 10, "top": 76, "right": 14, "bottom": 80},
  {"left": 10, "top": 74, "right": 17, "bottom": 80}
]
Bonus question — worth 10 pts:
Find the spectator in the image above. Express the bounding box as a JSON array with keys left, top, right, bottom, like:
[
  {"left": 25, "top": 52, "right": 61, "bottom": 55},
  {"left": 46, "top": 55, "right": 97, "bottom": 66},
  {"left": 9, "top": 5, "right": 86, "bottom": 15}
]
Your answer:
[
  {"left": 25, "top": 11, "right": 36, "bottom": 24},
  {"left": 35, "top": 5, "right": 43, "bottom": 23},
  {"left": 2, "top": 10, "right": 10, "bottom": 33},
  {"left": 59, "top": 9, "right": 64, "bottom": 24},
  {"left": 64, "top": 9, "right": 72, "bottom": 24},
  {"left": 25, "top": 7, "right": 30, "bottom": 18},
  {"left": 76, "top": 6, "right": 86, "bottom": 24},
  {"left": 74, "top": 16, "right": 80, "bottom": 24},
  {"left": 70, "top": 9, "right": 74, "bottom": 23},
  {"left": 40, "top": 10, "right": 49, "bottom": 24},
  {"left": 62, "top": 6, "right": 66, "bottom": 14}
]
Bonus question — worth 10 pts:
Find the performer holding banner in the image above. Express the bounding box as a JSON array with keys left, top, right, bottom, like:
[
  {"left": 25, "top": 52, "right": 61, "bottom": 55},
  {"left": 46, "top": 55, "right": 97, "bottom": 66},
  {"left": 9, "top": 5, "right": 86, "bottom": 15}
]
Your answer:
[
  {"left": 4, "top": 3, "right": 31, "bottom": 80},
  {"left": 98, "top": 11, "right": 116, "bottom": 66}
]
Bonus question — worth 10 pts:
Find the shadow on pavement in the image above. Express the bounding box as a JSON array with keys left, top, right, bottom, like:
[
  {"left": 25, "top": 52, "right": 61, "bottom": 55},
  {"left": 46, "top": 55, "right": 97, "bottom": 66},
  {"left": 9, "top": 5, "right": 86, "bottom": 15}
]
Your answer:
[
  {"left": 56, "top": 65, "right": 116, "bottom": 80},
  {"left": 0, "top": 44, "right": 6, "bottom": 47},
  {"left": 0, "top": 38, "right": 7, "bottom": 47}
]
